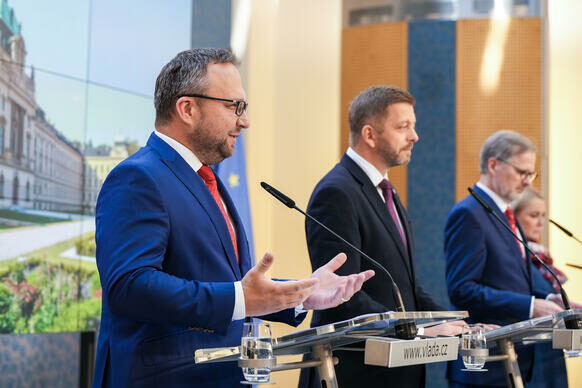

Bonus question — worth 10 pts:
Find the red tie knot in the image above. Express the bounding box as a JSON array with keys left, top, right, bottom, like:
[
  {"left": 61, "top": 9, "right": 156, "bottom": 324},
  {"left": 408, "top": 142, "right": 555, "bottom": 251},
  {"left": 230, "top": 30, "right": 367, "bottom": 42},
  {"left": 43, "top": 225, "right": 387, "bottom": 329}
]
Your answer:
[{"left": 198, "top": 165, "right": 216, "bottom": 184}]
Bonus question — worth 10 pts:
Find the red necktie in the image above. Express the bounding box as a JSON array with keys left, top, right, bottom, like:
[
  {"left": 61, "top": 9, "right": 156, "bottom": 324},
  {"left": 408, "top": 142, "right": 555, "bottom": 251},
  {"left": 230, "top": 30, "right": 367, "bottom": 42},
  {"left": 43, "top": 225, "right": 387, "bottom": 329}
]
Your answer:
[
  {"left": 198, "top": 165, "right": 239, "bottom": 263},
  {"left": 504, "top": 208, "right": 523, "bottom": 259},
  {"left": 378, "top": 179, "right": 407, "bottom": 248}
]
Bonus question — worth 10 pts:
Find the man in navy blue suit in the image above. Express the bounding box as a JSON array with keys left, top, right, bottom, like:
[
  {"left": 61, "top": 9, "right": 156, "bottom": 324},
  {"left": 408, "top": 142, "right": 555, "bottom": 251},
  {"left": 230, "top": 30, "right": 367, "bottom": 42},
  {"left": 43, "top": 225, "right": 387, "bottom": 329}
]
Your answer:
[
  {"left": 444, "top": 130, "right": 568, "bottom": 387},
  {"left": 92, "top": 48, "right": 374, "bottom": 388},
  {"left": 299, "top": 85, "right": 466, "bottom": 388}
]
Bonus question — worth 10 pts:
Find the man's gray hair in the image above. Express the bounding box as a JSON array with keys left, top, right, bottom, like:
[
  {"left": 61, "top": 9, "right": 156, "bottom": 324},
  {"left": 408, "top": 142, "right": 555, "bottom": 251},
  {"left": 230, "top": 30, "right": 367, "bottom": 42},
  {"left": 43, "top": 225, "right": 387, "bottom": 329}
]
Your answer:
[
  {"left": 479, "top": 130, "right": 537, "bottom": 174},
  {"left": 154, "top": 48, "right": 237, "bottom": 126}
]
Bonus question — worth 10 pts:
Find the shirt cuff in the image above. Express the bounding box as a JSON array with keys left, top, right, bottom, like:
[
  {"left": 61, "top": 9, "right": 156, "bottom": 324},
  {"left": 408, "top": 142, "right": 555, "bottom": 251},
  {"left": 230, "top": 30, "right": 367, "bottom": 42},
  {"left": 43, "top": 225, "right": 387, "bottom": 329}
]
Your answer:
[
  {"left": 295, "top": 303, "right": 307, "bottom": 317},
  {"left": 417, "top": 327, "right": 425, "bottom": 336},
  {"left": 528, "top": 295, "right": 535, "bottom": 318},
  {"left": 232, "top": 281, "right": 246, "bottom": 321}
]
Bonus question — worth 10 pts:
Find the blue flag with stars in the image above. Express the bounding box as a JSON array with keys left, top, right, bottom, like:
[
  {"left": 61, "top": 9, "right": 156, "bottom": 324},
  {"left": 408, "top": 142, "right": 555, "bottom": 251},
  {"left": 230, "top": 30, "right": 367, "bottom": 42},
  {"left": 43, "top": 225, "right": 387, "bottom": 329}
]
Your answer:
[{"left": 214, "top": 133, "right": 255, "bottom": 262}]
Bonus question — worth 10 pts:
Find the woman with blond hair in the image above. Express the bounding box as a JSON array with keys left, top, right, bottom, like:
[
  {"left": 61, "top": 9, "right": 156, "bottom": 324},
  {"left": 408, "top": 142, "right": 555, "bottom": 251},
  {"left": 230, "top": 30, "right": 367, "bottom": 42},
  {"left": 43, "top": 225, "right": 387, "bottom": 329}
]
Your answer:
[{"left": 512, "top": 187, "right": 568, "bottom": 388}]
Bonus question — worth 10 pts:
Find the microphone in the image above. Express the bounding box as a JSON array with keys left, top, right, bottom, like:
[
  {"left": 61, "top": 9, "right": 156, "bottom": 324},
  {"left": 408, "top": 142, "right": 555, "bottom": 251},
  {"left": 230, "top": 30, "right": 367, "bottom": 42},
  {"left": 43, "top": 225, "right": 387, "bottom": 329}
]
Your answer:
[
  {"left": 550, "top": 219, "right": 582, "bottom": 246},
  {"left": 261, "top": 181, "right": 417, "bottom": 339},
  {"left": 468, "top": 187, "right": 582, "bottom": 330}
]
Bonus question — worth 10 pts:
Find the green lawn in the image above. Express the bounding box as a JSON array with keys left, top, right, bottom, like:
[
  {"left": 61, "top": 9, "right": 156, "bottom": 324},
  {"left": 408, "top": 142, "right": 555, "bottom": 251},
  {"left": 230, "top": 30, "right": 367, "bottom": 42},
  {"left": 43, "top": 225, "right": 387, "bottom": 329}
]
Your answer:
[{"left": 0, "top": 209, "right": 68, "bottom": 224}]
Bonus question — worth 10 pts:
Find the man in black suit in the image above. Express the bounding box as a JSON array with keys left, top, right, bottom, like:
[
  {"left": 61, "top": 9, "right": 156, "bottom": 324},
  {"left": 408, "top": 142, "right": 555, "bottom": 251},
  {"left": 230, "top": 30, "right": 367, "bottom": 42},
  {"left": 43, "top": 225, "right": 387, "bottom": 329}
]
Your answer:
[{"left": 299, "top": 85, "right": 465, "bottom": 388}]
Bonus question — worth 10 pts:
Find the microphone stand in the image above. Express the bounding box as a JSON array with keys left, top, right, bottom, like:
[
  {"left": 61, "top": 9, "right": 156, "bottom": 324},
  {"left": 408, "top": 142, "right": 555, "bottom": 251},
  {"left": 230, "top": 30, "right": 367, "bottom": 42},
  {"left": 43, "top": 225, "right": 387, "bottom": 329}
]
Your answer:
[
  {"left": 261, "top": 181, "right": 417, "bottom": 339},
  {"left": 550, "top": 219, "right": 582, "bottom": 246},
  {"left": 548, "top": 219, "right": 582, "bottom": 274},
  {"left": 468, "top": 187, "right": 582, "bottom": 330}
]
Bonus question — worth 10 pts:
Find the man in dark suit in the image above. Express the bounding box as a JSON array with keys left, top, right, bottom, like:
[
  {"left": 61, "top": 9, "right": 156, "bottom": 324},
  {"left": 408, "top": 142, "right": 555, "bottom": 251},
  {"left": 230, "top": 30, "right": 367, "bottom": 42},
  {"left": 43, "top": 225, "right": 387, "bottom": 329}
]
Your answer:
[
  {"left": 299, "top": 85, "right": 465, "bottom": 388},
  {"left": 444, "top": 130, "right": 567, "bottom": 387},
  {"left": 93, "top": 48, "right": 374, "bottom": 388}
]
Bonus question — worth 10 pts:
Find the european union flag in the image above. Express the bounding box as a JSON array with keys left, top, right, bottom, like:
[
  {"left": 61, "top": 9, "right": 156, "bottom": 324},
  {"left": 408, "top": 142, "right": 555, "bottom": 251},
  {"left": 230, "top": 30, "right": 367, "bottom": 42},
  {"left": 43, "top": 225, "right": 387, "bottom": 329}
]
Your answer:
[{"left": 214, "top": 133, "right": 255, "bottom": 262}]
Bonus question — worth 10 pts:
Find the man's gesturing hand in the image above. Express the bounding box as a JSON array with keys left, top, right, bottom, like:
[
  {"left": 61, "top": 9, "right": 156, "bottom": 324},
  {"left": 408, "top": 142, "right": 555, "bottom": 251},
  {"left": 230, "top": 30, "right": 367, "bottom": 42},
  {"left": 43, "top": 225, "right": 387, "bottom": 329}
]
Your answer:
[
  {"left": 242, "top": 252, "right": 319, "bottom": 317},
  {"left": 303, "top": 253, "right": 375, "bottom": 310}
]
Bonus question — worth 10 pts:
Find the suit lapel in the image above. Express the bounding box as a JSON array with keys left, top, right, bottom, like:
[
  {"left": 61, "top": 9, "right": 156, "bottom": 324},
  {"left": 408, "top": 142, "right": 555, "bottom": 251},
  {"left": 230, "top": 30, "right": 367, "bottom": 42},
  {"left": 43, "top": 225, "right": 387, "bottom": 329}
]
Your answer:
[
  {"left": 341, "top": 155, "right": 414, "bottom": 282},
  {"left": 216, "top": 175, "right": 252, "bottom": 275},
  {"left": 516, "top": 221, "right": 533, "bottom": 285},
  {"left": 392, "top": 190, "right": 416, "bottom": 279},
  {"left": 474, "top": 185, "right": 530, "bottom": 281},
  {"left": 147, "top": 134, "right": 243, "bottom": 279}
]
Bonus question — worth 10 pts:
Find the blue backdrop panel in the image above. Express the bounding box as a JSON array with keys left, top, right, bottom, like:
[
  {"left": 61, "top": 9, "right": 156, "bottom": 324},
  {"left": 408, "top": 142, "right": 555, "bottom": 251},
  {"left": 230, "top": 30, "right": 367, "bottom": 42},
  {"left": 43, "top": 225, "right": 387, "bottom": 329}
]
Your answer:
[
  {"left": 407, "top": 20, "right": 456, "bottom": 388},
  {"left": 191, "top": 0, "right": 231, "bottom": 49}
]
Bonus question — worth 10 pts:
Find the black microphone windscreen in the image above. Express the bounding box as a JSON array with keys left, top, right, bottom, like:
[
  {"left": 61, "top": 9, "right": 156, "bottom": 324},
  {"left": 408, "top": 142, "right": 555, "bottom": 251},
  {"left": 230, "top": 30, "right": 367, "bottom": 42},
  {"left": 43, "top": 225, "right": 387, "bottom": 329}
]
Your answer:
[
  {"left": 550, "top": 219, "right": 574, "bottom": 237},
  {"left": 260, "top": 182, "right": 296, "bottom": 208}
]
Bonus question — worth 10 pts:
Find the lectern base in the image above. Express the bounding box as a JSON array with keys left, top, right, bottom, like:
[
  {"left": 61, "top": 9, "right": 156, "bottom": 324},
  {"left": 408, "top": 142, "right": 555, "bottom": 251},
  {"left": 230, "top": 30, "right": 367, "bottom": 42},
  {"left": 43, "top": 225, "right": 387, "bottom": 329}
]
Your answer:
[
  {"left": 498, "top": 338, "right": 524, "bottom": 388},
  {"left": 312, "top": 344, "right": 339, "bottom": 388}
]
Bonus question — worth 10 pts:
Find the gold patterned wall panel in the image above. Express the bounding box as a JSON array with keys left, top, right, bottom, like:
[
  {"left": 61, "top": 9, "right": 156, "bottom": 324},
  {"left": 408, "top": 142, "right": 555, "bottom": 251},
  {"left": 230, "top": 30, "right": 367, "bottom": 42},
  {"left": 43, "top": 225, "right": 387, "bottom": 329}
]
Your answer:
[
  {"left": 341, "top": 22, "right": 409, "bottom": 205},
  {"left": 456, "top": 18, "right": 542, "bottom": 201}
]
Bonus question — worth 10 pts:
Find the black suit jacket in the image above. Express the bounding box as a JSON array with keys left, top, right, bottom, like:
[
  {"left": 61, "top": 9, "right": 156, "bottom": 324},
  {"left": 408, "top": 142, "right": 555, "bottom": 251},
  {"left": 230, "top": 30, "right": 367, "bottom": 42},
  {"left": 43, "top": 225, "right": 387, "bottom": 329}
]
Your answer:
[{"left": 298, "top": 154, "right": 442, "bottom": 388}]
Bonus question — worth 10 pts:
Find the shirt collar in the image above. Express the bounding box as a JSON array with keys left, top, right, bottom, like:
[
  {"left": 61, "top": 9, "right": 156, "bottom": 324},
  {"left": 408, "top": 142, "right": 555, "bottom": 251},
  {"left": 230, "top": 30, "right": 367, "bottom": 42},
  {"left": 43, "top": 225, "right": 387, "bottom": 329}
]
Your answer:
[
  {"left": 154, "top": 130, "right": 203, "bottom": 172},
  {"left": 476, "top": 181, "right": 509, "bottom": 213},
  {"left": 346, "top": 147, "right": 388, "bottom": 187}
]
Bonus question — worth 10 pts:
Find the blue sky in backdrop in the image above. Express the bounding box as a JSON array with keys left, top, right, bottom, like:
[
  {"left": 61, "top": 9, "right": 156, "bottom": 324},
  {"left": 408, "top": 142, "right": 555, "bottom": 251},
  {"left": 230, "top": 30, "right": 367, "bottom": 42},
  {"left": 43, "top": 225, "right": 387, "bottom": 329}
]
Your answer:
[{"left": 12, "top": 0, "right": 191, "bottom": 146}]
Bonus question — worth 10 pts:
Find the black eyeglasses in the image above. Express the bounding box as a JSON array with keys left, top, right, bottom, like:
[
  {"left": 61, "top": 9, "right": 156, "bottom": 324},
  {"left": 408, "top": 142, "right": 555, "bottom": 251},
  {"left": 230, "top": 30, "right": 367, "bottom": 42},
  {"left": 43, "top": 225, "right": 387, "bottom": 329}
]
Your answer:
[
  {"left": 178, "top": 93, "right": 248, "bottom": 116},
  {"left": 498, "top": 158, "right": 538, "bottom": 182}
]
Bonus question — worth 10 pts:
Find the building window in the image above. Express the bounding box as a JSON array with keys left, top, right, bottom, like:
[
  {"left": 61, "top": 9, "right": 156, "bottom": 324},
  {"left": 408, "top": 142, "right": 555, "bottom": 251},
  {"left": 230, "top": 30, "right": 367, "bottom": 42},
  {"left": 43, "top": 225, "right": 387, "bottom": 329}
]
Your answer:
[
  {"left": 26, "top": 181, "right": 30, "bottom": 201},
  {"left": 0, "top": 127, "right": 3, "bottom": 155},
  {"left": 12, "top": 175, "right": 18, "bottom": 205},
  {"left": 10, "top": 102, "right": 25, "bottom": 161},
  {"left": 0, "top": 174, "right": 4, "bottom": 199},
  {"left": 26, "top": 133, "right": 31, "bottom": 161}
]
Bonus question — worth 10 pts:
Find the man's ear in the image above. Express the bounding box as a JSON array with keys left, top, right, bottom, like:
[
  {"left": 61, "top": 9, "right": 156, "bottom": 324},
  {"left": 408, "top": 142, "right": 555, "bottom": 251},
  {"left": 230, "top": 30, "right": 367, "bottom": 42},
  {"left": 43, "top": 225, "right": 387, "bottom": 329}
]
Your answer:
[
  {"left": 361, "top": 124, "right": 376, "bottom": 148},
  {"left": 487, "top": 157, "right": 499, "bottom": 175},
  {"left": 174, "top": 96, "right": 200, "bottom": 126}
]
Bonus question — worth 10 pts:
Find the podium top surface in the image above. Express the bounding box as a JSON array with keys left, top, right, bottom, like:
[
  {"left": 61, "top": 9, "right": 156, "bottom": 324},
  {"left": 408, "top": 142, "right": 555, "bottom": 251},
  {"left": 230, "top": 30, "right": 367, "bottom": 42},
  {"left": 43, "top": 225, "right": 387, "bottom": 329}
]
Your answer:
[
  {"left": 276, "top": 310, "right": 468, "bottom": 344},
  {"left": 485, "top": 309, "right": 582, "bottom": 344},
  {"left": 195, "top": 310, "right": 468, "bottom": 364}
]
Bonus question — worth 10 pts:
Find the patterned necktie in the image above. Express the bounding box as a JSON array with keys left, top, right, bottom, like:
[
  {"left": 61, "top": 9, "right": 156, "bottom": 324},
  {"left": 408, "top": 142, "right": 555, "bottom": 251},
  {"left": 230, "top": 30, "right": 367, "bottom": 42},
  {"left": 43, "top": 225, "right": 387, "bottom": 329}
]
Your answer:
[
  {"left": 504, "top": 208, "right": 523, "bottom": 259},
  {"left": 198, "top": 165, "right": 239, "bottom": 263},
  {"left": 378, "top": 179, "right": 407, "bottom": 248}
]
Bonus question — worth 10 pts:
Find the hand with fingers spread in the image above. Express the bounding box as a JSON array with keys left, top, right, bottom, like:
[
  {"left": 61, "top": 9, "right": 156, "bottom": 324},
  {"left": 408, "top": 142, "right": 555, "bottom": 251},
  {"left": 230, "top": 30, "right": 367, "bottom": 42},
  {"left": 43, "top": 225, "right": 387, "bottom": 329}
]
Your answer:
[
  {"left": 302, "top": 253, "right": 375, "bottom": 310},
  {"left": 242, "top": 252, "right": 320, "bottom": 317}
]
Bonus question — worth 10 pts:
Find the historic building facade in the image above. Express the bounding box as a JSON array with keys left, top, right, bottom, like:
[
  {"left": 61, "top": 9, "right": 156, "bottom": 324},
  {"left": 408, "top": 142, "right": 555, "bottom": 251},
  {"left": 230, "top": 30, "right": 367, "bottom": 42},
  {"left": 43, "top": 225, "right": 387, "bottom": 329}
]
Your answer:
[{"left": 0, "top": 1, "right": 93, "bottom": 214}]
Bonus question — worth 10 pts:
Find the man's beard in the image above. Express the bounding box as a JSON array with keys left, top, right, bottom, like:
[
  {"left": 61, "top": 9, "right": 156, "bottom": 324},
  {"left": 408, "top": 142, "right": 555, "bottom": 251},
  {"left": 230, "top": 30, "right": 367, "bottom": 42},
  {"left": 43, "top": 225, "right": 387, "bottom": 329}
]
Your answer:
[
  {"left": 496, "top": 182, "right": 520, "bottom": 203},
  {"left": 189, "top": 115, "right": 234, "bottom": 165},
  {"left": 381, "top": 147, "right": 410, "bottom": 168}
]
